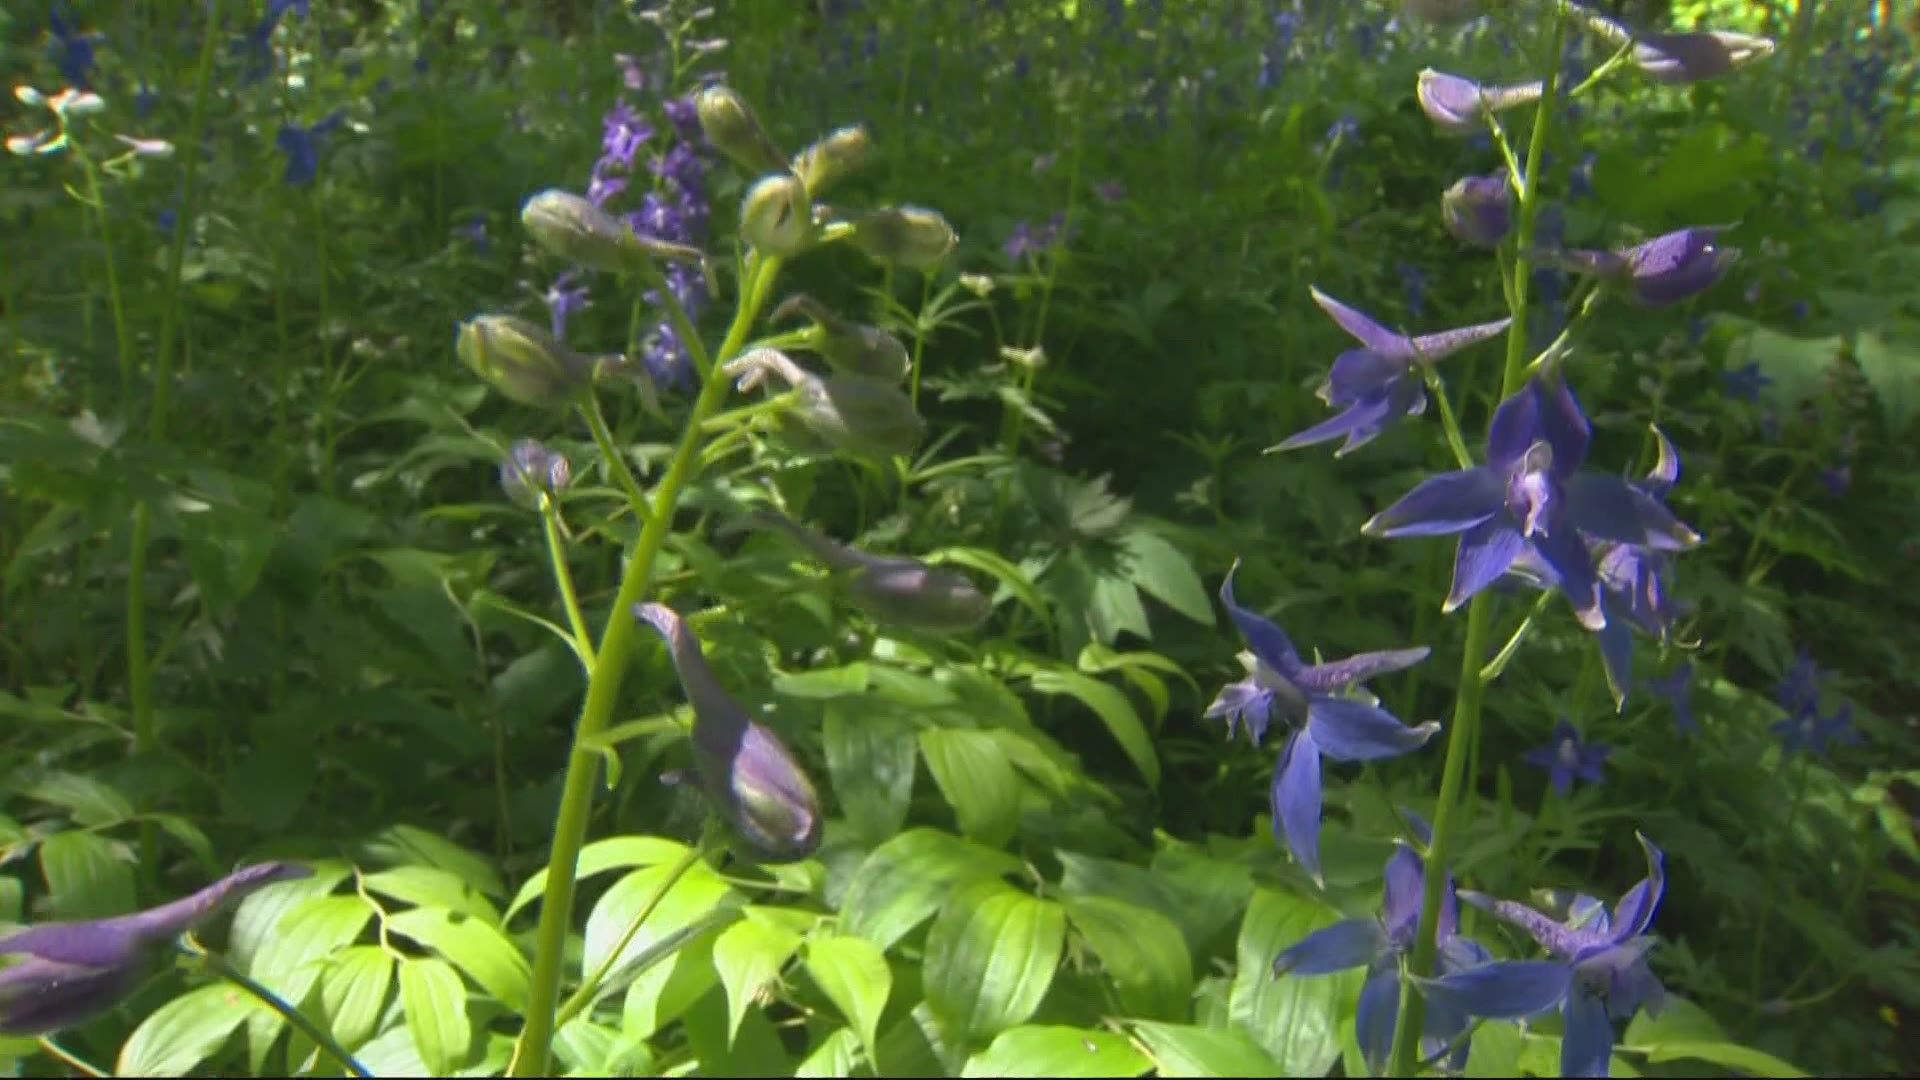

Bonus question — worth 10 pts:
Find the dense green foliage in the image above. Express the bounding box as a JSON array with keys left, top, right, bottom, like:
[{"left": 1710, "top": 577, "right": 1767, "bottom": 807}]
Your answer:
[{"left": 1, "top": 0, "right": 1916, "bottom": 1077}]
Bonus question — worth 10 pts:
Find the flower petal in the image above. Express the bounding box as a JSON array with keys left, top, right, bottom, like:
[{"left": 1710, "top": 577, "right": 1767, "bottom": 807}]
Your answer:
[
  {"left": 1487, "top": 384, "right": 1542, "bottom": 472},
  {"left": 1408, "top": 317, "right": 1512, "bottom": 362},
  {"left": 1562, "top": 988, "right": 1616, "bottom": 1078},
  {"left": 1204, "top": 678, "right": 1275, "bottom": 746},
  {"left": 1415, "top": 960, "right": 1572, "bottom": 1020},
  {"left": 1294, "top": 647, "right": 1431, "bottom": 695},
  {"left": 1356, "top": 965, "right": 1402, "bottom": 1076},
  {"left": 1640, "top": 425, "right": 1680, "bottom": 498},
  {"left": 1598, "top": 614, "right": 1634, "bottom": 712},
  {"left": 1608, "top": 833, "right": 1667, "bottom": 943},
  {"left": 1382, "top": 846, "right": 1425, "bottom": 939},
  {"left": 1363, "top": 469, "right": 1504, "bottom": 538},
  {"left": 1272, "top": 394, "right": 1398, "bottom": 456},
  {"left": 1444, "top": 520, "right": 1526, "bottom": 612},
  {"left": 1272, "top": 918, "right": 1387, "bottom": 977},
  {"left": 1306, "top": 698, "right": 1440, "bottom": 763},
  {"left": 1310, "top": 286, "right": 1410, "bottom": 356},
  {"left": 1566, "top": 474, "right": 1701, "bottom": 550},
  {"left": 1220, "top": 560, "right": 1303, "bottom": 677},
  {"left": 1273, "top": 729, "right": 1325, "bottom": 886},
  {"left": 1530, "top": 527, "right": 1604, "bottom": 630},
  {"left": 1322, "top": 349, "right": 1408, "bottom": 406},
  {"left": 1535, "top": 378, "right": 1594, "bottom": 478}
]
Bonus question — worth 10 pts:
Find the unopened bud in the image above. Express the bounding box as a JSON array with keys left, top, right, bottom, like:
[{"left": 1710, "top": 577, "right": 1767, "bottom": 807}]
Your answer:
[
  {"left": 722, "top": 348, "right": 925, "bottom": 460},
  {"left": 14, "top": 86, "right": 44, "bottom": 108},
  {"left": 456, "top": 314, "right": 608, "bottom": 407},
  {"left": 499, "top": 439, "right": 573, "bottom": 509},
  {"left": 521, "top": 188, "right": 701, "bottom": 274},
  {"left": 1631, "top": 31, "right": 1776, "bottom": 86},
  {"left": 792, "top": 125, "right": 872, "bottom": 197},
  {"left": 848, "top": 561, "right": 991, "bottom": 632},
  {"left": 772, "top": 295, "right": 908, "bottom": 381},
  {"left": 57, "top": 91, "right": 105, "bottom": 118},
  {"left": 694, "top": 85, "right": 790, "bottom": 176},
  {"left": 1442, "top": 170, "right": 1512, "bottom": 248},
  {"left": 1416, "top": 70, "right": 1543, "bottom": 135},
  {"left": 740, "top": 175, "right": 814, "bottom": 256},
  {"left": 846, "top": 206, "right": 957, "bottom": 270}
]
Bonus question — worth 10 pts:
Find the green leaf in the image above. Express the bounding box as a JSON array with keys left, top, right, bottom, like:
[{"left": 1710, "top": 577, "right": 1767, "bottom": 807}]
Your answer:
[
  {"left": 823, "top": 699, "right": 919, "bottom": 846},
  {"left": 923, "top": 880, "right": 1067, "bottom": 1046},
  {"left": 681, "top": 987, "right": 793, "bottom": 1077},
  {"left": 1464, "top": 1015, "right": 1524, "bottom": 1077},
  {"left": 386, "top": 906, "right": 531, "bottom": 1011},
  {"left": 795, "top": 1026, "right": 864, "bottom": 1078},
  {"left": 1624, "top": 999, "right": 1807, "bottom": 1078},
  {"left": 928, "top": 546, "right": 1052, "bottom": 626},
  {"left": 583, "top": 860, "right": 736, "bottom": 980},
  {"left": 711, "top": 914, "right": 804, "bottom": 1044},
  {"left": 179, "top": 502, "right": 276, "bottom": 611},
  {"left": 1228, "top": 889, "right": 1355, "bottom": 1074},
  {"left": 1130, "top": 1021, "right": 1285, "bottom": 1078},
  {"left": 38, "top": 830, "right": 134, "bottom": 919},
  {"left": 1855, "top": 325, "right": 1920, "bottom": 430},
  {"left": 1632, "top": 1040, "right": 1807, "bottom": 1078},
  {"left": 505, "top": 836, "right": 688, "bottom": 922},
  {"left": 1063, "top": 895, "right": 1193, "bottom": 1021},
  {"left": 398, "top": 957, "right": 472, "bottom": 1075},
  {"left": 230, "top": 860, "right": 349, "bottom": 970},
  {"left": 773, "top": 662, "right": 871, "bottom": 699},
  {"left": 23, "top": 772, "right": 134, "bottom": 826},
  {"left": 1089, "top": 571, "right": 1152, "bottom": 642},
  {"left": 322, "top": 945, "right": 394, "bottom": 1050},
  {"left": 244, "top": 893, "right": 374, "bottom": 1067},
  {"left": 1120, "top": 528, "right": 1214, "bottom": 624},
  {"left": 918, "top": 728, "right": 1022, "bottom": 847},
  {"left": 805, "top": 934, "right": 893, "bottom": 1055},
  {"left": 362, "top": 865, "right": 503, "bottom": 924},
  {"left": 622, "top": 927, "right": 723, "bottom": 1040},
  {"left": 838, "top": 828, "right": 1023, "bottom": 951},
  {"left": 552, "top": 1018, "right": 652, "bottom": 1076},
  {"left": 1723, "top": 322, "right": 1842, "bottom": 410},
  {"left": 222, "top": 735, "right": 316, "bottom": 834},
  {"left": 962, "top": 1026, "right": 1151, "bottom": 1077},
  {"left": 1026, "top": 669, "right": 1159, "bottom": 786},
  {"left": 117, "top": 983, "right": 259, "bottom": 1077},
  {"left": 362, "top": 826, "right": 503, "bottom": 898}
]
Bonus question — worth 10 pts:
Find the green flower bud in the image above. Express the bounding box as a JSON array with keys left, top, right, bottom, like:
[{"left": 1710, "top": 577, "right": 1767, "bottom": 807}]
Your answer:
[
  {"left": 792, "top": 125, "right": 872, "bottom": 197},
  {"left": 521, "top": 188, "right": 702, "bottom": 273},
  {"left": 740, "top": 175, "right": 814, "bottom": 256},
  {"left": 846, "top": 206, "right": 957, "bottom": 270},
  {"left": 724, "top": 348, "right": 925, "bottom": 460},
  {"left": 772, "top": 294, "right": 909, "bottom": 381},
  {"left": 456, "top": 314, "right": 609, "bottom": 407},
  {"left": 694, "top": 85, "right": 790, "bottom": 176}
]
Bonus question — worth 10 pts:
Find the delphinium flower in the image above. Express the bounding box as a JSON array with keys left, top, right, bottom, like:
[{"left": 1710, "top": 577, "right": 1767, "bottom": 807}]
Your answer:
[
  {"left": 1442, "top": 169, "right": 1512, "bottom": 249},
  {"left": 236, "top": 0, "right": 310, "bottom": 84},
  {"left": 1769, "top": 648, "right": 1859, "bottom": 757},
  {"left": 1364, "top": 377, "right": 1701, "bottom": 630},
  {"left": 1273, "top": 289, "right": 1509, "bottom": 457},
  {"left": 721, "top": 348, "right": 925, "bottom": 460},
  {"left": 1003, "top": 212, "right": 1067, "bottom": 263},
  {"left": 1205, "top": 562, "right": 1436, "bottom": 884},
  {"left": 750, "top": 510, "right": 991, "bottom": 632},
  {"left": 1542, "top": 226, "right": 1740, "bottom": 308},
  {"left": 1416, "top": 70, "right": 1545, "bottom": 135},
  {"left": 499, "top": 439, "right": 571, "bottom": 511},
  {"left": 1568, "top": 5, "right": 1775, "bottom": 86},
  {"left": 543, "top": 270, "right": 590, "bottom": 341},
  {"left": 48, "top": 6, "right": 100, "bottom": 89},
  {"left": 1720, "top": 360, "right": 1771, "bottom": 403},
  {"left": 1643, "top": 661, "right": 1696, "bottom": 736},
  {"left": 1524, "top": 719, "right": 1611, "bottom": 796},
  {"left": 0, "top": 862, "right": 311, "bottom": 1035},
  {"left": 1584, "top": 427, "right": 1688, "bottom": 706},
  {"left": 276, "top": 110, "right": 346, "bottom": 186},
  {"left": 1430, "top": 836, "right": 1667, "bottom": 1078},
  {"left": 1819, "top": 462, "right": 1851, "bottom": 498}
]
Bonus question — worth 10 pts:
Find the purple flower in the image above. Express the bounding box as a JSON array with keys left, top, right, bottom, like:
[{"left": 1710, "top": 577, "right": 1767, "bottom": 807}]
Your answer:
[
  {"left": 1442, "top": 170, "right": 1513, "bottom": 248},
  {"left": 1721, "top": 360, "right": 1771, "bottom": 403},
  {"left": 1093, "top": 179, "right": 1127, "bottom": 203},
  {"left": 499, "top": 439, "right": 571, "bottom": 509},
  {"left": 1644, "top": 662, "right": 1696, "bottom": 737},
  {"left": 1543, "top": 227, "right": 1740, "bottom": 308},
  {"left": 1524, "top": 719, "right": 1611, "bottom": 796},
  {"left": 1416, "top": 70, "right": 1545, "bottom": 135},
  {"left": 543, "top": 270, "right": 590, "bottom": 341},
  {"left": 0, "top": 863, "right": 311, "bottom": 1035},
  {"left": 48, "top": 6, "right": 100, "bottom": 89},
  {"left": 457, "top": 216, "right": 489, "bottom": 253},
  {"left": 275, "top": 110, "right": 346, "bottom": 186},
  {"left": 1274, "top": 288, "right": 1509, "bottom": 457},
  {"left": 1819, "top": 463, "right": 1851, "bottom": 497},
  {"left": 1366, "top": 379, "right": 1700, "bottom": 629},
  {"left": 599, "top": 101, "right": 654, "bottom": 174},
  {"left": 615, "top": 52, "right": 646, "bottom": 91},
  {"left": 1773, "top": 647, "right": 1822, "bottom": 718},
  {"left": 1003, "top": 213, "right": 1067, "bottom": 262},
  {"left": 1206, "top": 562, "right": 1436, "bottom": 885},
  {"left": 1772, "top": 703, "right": 1859, "bottom": 758}
]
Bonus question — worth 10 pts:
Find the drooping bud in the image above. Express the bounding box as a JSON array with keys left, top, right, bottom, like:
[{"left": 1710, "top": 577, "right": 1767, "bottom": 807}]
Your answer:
[
  {"left": 723, "top": 348, "right": 925, "bottom": 459},
  {"left": 521, "top": 188, "right": 701, "bottom": 273},
  {"left": 1540, "top": 227, "right": 1739, "bottom": 308},
  {"left": 750, "top": 510, "right": 991, "bottom": 632},
  {"left": 1442, "top": 170, "right": 1512, "bottom": 248},
  {"left": 1568, "top": 6, "right": 1775, "bottom": 86},
  {"left": 740, "top": 175, "right": 814, "bottom": 256},
  {"left": 456, "top": 314, "right": 611, "bottom": 407},
  {"left": 634, "top": 603, "right": 822, "bottom": 863},
  {"left": 694, "top": 85, "right": 790, "bottom": 176},
  {"left": 499, "top": 439, "right": 572, "bottom": 509},
  {"left": 1416, "top": 70, "right": 1544, "bottom": 135},
  {"left": 771, "top": 294, "right": 909, "bottom": 381},
  {"left": 845, "top": 206, "right": 958, "bottom": 270},
  {"left": 792, "top": 125, "right": 872, "bottom": 197}
]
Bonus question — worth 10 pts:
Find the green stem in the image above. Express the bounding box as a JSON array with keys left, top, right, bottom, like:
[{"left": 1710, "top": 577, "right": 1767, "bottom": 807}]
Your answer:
[
  {"left": 581, "top": 395, "right": 656, "bottom": 528},
  {"left": 184, "top": 939, "right": 373, "bottom": 1078},
  {"left": 71, "top": 145, "right": 134, "bottom": 408},
  {"left": 509, "top": 254, "right": 784, "bottom": 1078},
  {"left": 908, "top": 273, "right": 933, "bottom": 412},
  {"left": 1749, "top": 754, "right": 1811, "bottom": 991},
  {"left": 543, "top": 503, "right": 592, "bottom": 663},
  {"left": 1420, "top": 366, "right": 1475, "bottom": 471},
  {"left": 1388, "top": 14, "right": 1568, "bottom": 1077}
]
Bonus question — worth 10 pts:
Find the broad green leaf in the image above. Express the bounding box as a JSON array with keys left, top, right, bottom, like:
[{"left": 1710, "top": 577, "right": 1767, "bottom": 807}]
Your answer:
[
  {"left": 823, "top": 699, "right": 918, "bottom": 846},
  {"left": 506, "top": 835, "right": 689, "bottom": 922},
  {"left": 1228, "top": 888, "right": 1355, "bottom": 1074},
  {"left": 923, "top": 880, "right": 1067, "bottom": 1045},
  {"left": 362, "top": 825, "right": 504, "bottom": 898},
  {"left": 838, "top": 828, "right": 1023, "bottom": 950},
  {"left": 552, "top": 1018, "right": 652, "bottom": 1076},
  {"left": 583, "top": 860, "right": 736, "bottom": 979},
  {"left": 1089, "top": 570, "right": 1152, "bottom": 642},
  {"left": 1130, "top": 1021, "right": 1285, "bottom": 1078},
  {"left": 681, "top": 987, "right": 793, "bottom": 1077},
  {"left": 919, "top": 728, "right": 1022, "bottom": 847},
  {"left": 1855, "top": 324, "right": 1920, "bottom": 430},
  {"left": 321, "top": 945, "right": 394, "bottom": 1049},
  {"left": 1027, "top": 669, "right": 1159, "bottom": 786},
  {"left": 387, "top": 906, "right": 531, "bottom": 1010},
  {"left": 773, "top": 662, "right": 870, "bottom": 699},
  {"left": 1625, "top": 1001, "right": 1806, "bottom": 1078},
  {"left": 231, "top": 860, "right": 349, "bottom": 969},
  {"left": 623, "top": 927, "right": 723, "bottom": 1039},
  {"left": 1063, "top": 895, "right": 1193, "bottom": 1021},
  {"left": 222, "top": 735, "right": 316, "bottom": 834},
  {"left": 964, "top": 1026, "right": 1151, "bottom": 1077},
  {"left": 1120, "top": 528, "right": 1214, "bottom": 624},
  {"left": 38, "top": 830, "right": 134, "bottom": 919},
  {"left": 795, "top": 1026, "right": 863, "bottom": 1078},
  {"left": 244, "top": 893, "right": 375, "bottom": 1068},
  {"left": 352, "top": 1024, "right": 512, "bottom": 1078},
  {"left": 117, "top": 983, "right": 259, "bottom": 1077},
  {"left": 23, "top": 772, "right": 134, "bottom": 826},
  {"left": 362, "top": 865, "right": 502, "bottom": 924},
  {"left": 806, "top": 934, "right": 893, "bottom": 1054},
  {"left": 1464, "top": 1015, "right": 1524, "bottom": 1077},
  {"left": 711, "top": 915, "right": 804, "bottom": 1044},
  {"left": 1724, "top": 322, "right": 1841, "bottom": 411},
  {"left": 179, "top": 502, "right": 275, "bottom": 611},
  {"left": 150, "top": 815, "right": 215, "bottom": 870},
  {"left": 1633, "top": 1040, "right": 1807, "bottom": 1077},
  {"left": 398, "top": 957, "right": 471, "bottom": 1075}
]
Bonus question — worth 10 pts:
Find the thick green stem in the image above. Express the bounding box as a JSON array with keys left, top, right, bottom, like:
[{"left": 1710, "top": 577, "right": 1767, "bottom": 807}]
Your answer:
[{"left": 509, "top": 255, "right": 783, "bottom": 1077}]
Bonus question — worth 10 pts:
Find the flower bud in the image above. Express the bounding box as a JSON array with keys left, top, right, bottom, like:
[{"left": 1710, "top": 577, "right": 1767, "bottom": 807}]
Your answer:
[
  {"left": 1541, "top": 227, "right": 1739, "bottom": 308},
  {"left": 772, "top": 295, "right": 908, "bottom": 381},
  {"left": 846, "top": 206, "right": 957, "bottom": 270},
  {"left": 1442, "top": 170, "right": 1512, "bottom": 248},
  {"left": 740, "top": 174, "right": 813, "bottom": 256},
  {"left": 1631, "top": 31, "right": 1776, "bottom": 86},
  {"left": 694, "top": 85, "right": 790, "bottom": 176},
  {"left": 499, "top": 439, "right": 572, "bottom": 509},
  {"left": 751, "top": 510, "right": 990, "bottom": 632},
  {"left": 521, "top": 188, "right": 701, "bottom": 273},
  {"left": 792, "top": 125, "right": 872, "bottom": 197},
  {"left": 635, "top": 603, "right": 822, "bottom": 863},
  {"left": 723, "top": 348, "right": 925, "bottom": 460},
  {"left": 14, "top": 86, "right": 45, "bottom": 107},
  {"left": 456, "top": 314, "right": 607, "bottom": 407},
  {"left": 1416, "top": 70, "right": 1543, "bottom": 135},
  {"left": 114, "top": 134, "right": 173, "bottom": 158},
  {"left": 55, "top": 90, "right": 105, "bottom": 117}
]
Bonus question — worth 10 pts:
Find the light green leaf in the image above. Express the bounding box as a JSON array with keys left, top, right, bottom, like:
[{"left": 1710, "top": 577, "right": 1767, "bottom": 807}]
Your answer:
[
  {"left": 583, "top": 860, "right": 736, "bottom": 979},
  {"left": 231, "top": 860, "right": 349, "bottom": 970},
  {"left": 505, "top": 835, "right": 689, "bottom": 922},
  {"left": 711, "top": 915, "right": 804, "bottom": 1044},
  {"left": 117, "top": 983, "right": 259, "bottom": 1077},
  {"left": 552, "top": 1018, "right": 651, "bottom": 1076},
  {"left": 1120, "top": 528, "right": 1214, "bottom": 624},
  {"left": 23, "top": 772, "right": 135, "bottom": 827},
  {"left": 398, "top": 957, "right": 471, "bottom": 1075},
  {"left": 622, "top": 927, "right": 722, "bottom": 1040},
  {"left": 1633, "top": 1040, "right": 1806, "bottom": 1077},
  {"left": 1228, "top": 888, "right": 1356, "bottom": 1074},
  {"left": 1130, "top": 1021, "right": 1285, "bottom": 1078},
  {"left": 363, "top": 825, "right": 504, "bottom": 898},
  {"left": 806, "top": 934, "right": 893, "bottom": 1054},
  {"left": 927, "top": 546, "right": 1051, "bottom": 626},
  {"left": 321, "top": 945, "right": 394, "bottom": 1050},
  {"left": 38, "top": 829, "right": 134, "bottom": 920},
  {"left": 962, "top": 1025, "right": 1151, "bottom": 1077},
  {"left": 923, "top": 880, "right": 1067, "bottom": 1045},
  {"left": 1063, "top": 895, "right": 1193, "bottom": 1021},
  {"left": 919, "top": 728, "right": 1022, "bottom": 847},
  {"left": 773, "top": 662, "right": 870, "bottom": 699},
  {"left": 823, "top": 699, "right": 918, "bottom": 846},
  {"left": 1027, "top": 669, "right": 1159, "bottom": 786},
  {"left": 838, "top": 828, "right": 1023, "bottom": 950},
  {"left": 244, "top": 893, "right": 374, "bottom": 1067},
  {"left": 795, "top": 1026, "right": 863, "bottom": 1078},
  {"left": 1624, "top": 1002, "right": 1807, "bottom": 1079},
  {"left": 1855, "top": 325, "right": 1920, "bottom": 430},
  {"left": 363, "top": 865, "right": 502, "bottom": 924},
  {"left": 387, "top": 906, "right": 531, "bottom": 1010},
  {"left": 1089, "top": 571, "right": 1152, "bottom": 642}
]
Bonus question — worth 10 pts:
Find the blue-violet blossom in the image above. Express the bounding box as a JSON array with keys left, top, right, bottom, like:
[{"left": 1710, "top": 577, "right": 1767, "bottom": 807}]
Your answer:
[{"left": 1523, "top": 719, "right": 1611, "bottom": 796}]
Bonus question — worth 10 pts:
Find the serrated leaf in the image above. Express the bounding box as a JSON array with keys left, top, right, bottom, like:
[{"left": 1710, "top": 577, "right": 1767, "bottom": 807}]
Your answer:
[
  {"left": 1063, "top": 895, "right": 1193, "bottom": 1020},
  {"left": 823, "top": 699, "right": 918, "bottom": 846},
  {"left": 1228, "top": 889, "right": 1355, "bottom": 1074},
  {"left": 322, "top": 945, "right": 394, "bottom": 1049},
  {"left": 1130, "top": 1021, "right": 1285, "bottom": 1078},
  {"left": 711, "top": 915, "right": 803, "bottom": 1043},
  {"left": 505, "top": 836, "right": 688, "bottom": 922},
  {"left": 117, "top": 983, "right": 259, "bottom": 1077},
  {"left": 919, "top": 728, "right": 1022, "bottom": 847},
  {"left": 923, "top": 880, "right": 1066, "bottom": 1045},
  {"left": 1120, "top": 528, "right": 1214, "bottom": 624},
  {"left": 1027, "top": 669, "right": 1159, "bottom": 786},
  {"left": 398, "top": 957, "right": 471, "bottom": 1075},
  {"left": 838, "top": 829, "right": 1023, "bottom": 950},
  {"left": 38, "top": 830, "right": 134, "bottom": 919},
  {"left": 806, "top": 934, "right": 893, "bottom": 1054},
  {"left": 387, "top": 906, "right": 530, "bottom": 1010}
]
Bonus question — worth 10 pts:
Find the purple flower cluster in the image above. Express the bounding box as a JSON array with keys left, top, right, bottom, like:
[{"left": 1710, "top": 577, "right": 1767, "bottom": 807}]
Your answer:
[
  {"left": 1770, "top": 648, "right": 1860, "bottom": 758},
  {"left": 1003, "top": 213, "right": 1067, "bottom": 263}
]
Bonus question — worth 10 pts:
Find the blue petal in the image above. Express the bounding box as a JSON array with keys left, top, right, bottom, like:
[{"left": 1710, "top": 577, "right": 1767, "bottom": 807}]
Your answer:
[
  {"left": 1415, "top": 960, "right": 1572, "bottom": 1020},
  {"left": 1273, "top": 729, "right": 1325, "bottom": 886},
  {"left": 1564, "top": 474, "right": 1700, "bottom": 550},
  {"left": 1307, "top": 698, "right": 1439, "bottom": 763},
  {"left": 1322, "top": 349, "right": 1407, "bottom": 406},
  {"left": 1535, "top": 378, "right": 1593, "bottom": 478},
  {"left": 1487, "top": 383, "right": 1543, "bottom": 472},
  {"left": 1597, "top": 615, "right": 1634, "bottom": 711},
  {"left": 1364, "top": 469, "right": 1505, "bottom": 538},
  {"left": 1294, "top": 647, "right": 1431, "bottom": 695},
  {"left": 1639, "top": 425, "right": 1680, "bottom": 497},
  {"left": 1382, "top": 847, "right": 1425, "bottom": 939},
  {"left": 1356, "top": 965, "right": 1402, "bottom": 1076},
  {"left": 1273, "top": 393, "right": 1398, "bottom": 456},
  {"left": 1562, "top": 987, "right": 1616, "bottom": 1078},
  {"left": 1530, "top": 527, "right": 1604, "bottom": 630},
  {"left": 1445, "top": 519, "right": 1525, "bottom": 612},
  {"left": 1272, "top": 918, "right": 1387, "bottom": 977},
  {"left": 1221, "top": 560, "right": 1303, "bottom": 677},
  {"left": 1310, "top": 286, "right": 1410, "bottom": 356},
  {"left": 1608, "top": 834, "right": 1666, "bottom": 943},
  {"left": 1408, "top": 317, "right": 1512, "bottom": 361}
]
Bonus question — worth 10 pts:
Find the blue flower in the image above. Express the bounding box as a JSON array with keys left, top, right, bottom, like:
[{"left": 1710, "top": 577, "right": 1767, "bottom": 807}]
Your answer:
[
  {"left": 1643, "top": 662, "right": 1696, "bottom": 737},
  {"left": 1206, "top": 562, "right": 1436, "bottom": 885},
  {"left": 1721, "top": 361, "right": 1772, "bottom": 403},
  {"left": 1543, "top": 228, "right": 1740, "bottom": 308},
  {"left": 1421, "top": 835, "right": 1669, "bottom": 1078},
  {"left": 1769, "top": 656, "right": 1859, "bottom": 759},
  {"left": 48, "top": 6, "right": 100, "bottom": 89},
  {"left": 543, "top": 270, "right": 590, "bottom": 341},
  {"left": 1365, "top": 378, "right": 1701, "bottom": 630},
  {"left": 275, "top": 110, "right": 346, "bottom": 186},
  {"left": 1524, "top": 719, "right": 1611, "bottom": 797},
  {"left": 1273, "top": 288, "right": 1509, "bottom": 457}
]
